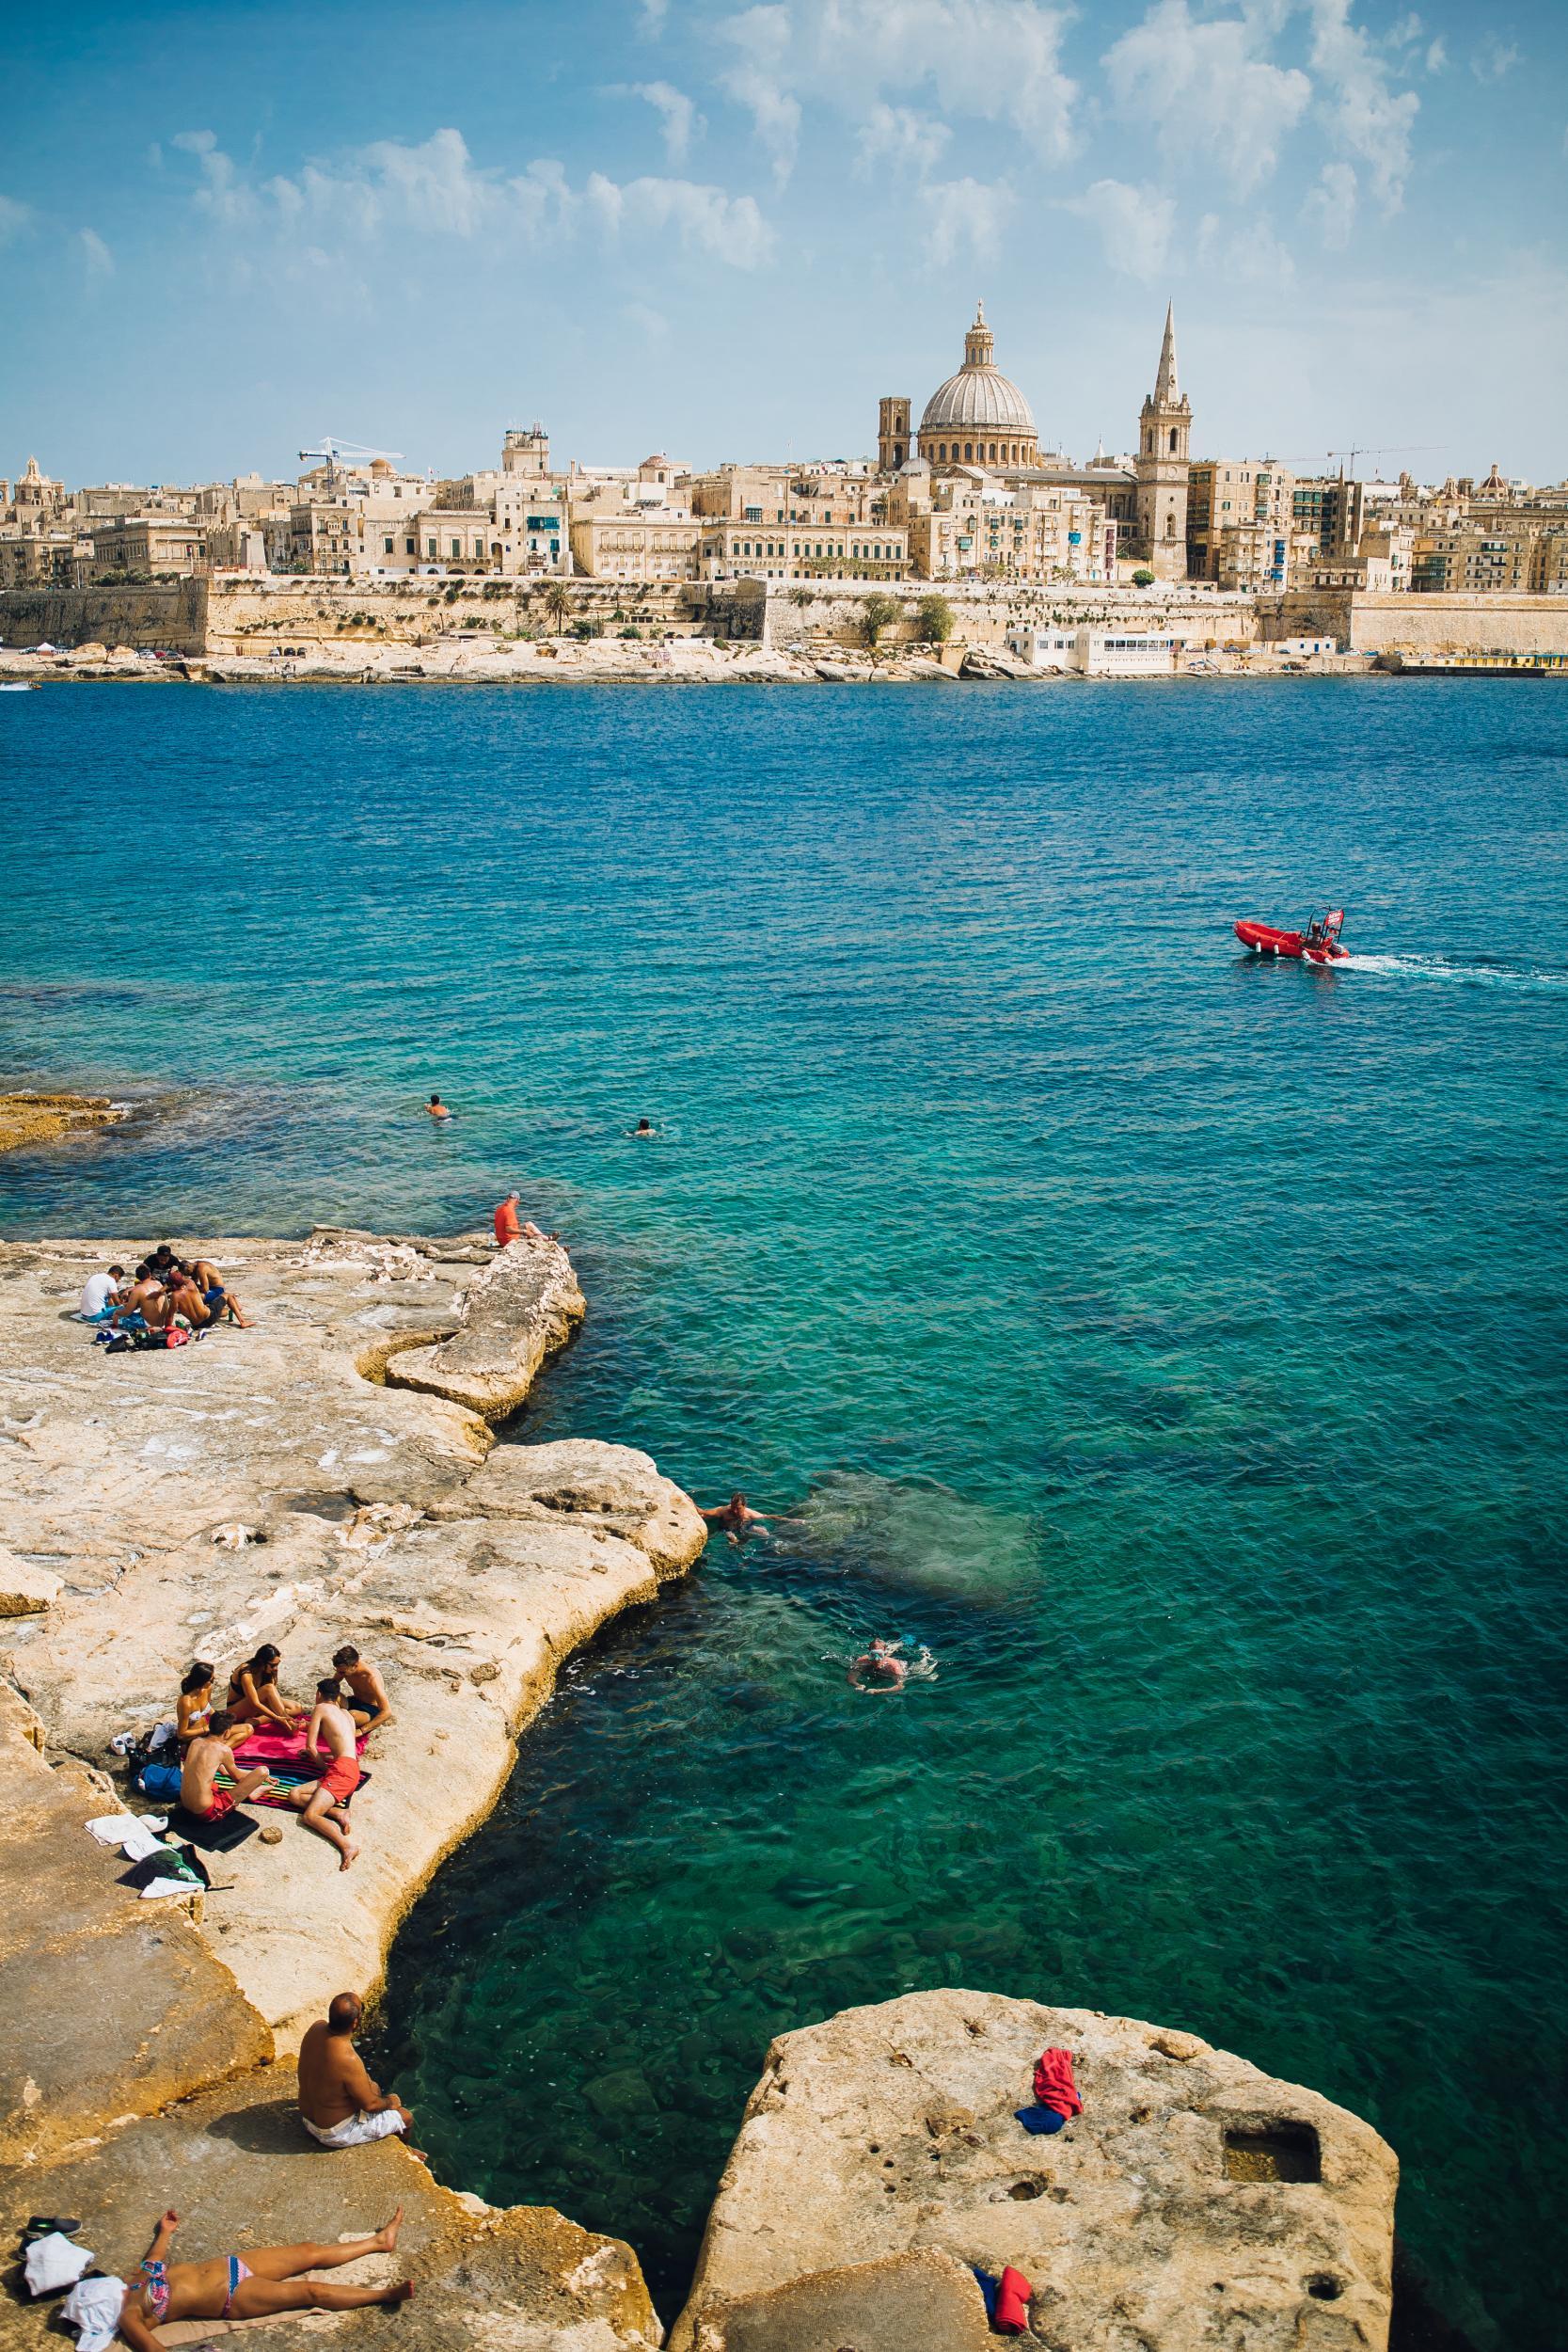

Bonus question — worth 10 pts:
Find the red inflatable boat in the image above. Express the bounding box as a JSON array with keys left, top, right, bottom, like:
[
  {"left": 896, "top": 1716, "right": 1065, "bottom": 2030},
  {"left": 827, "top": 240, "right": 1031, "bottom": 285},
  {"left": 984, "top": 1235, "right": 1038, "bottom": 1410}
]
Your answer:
[{"left": 1234, "top": 908, "right": 1348, "bottom": 963}]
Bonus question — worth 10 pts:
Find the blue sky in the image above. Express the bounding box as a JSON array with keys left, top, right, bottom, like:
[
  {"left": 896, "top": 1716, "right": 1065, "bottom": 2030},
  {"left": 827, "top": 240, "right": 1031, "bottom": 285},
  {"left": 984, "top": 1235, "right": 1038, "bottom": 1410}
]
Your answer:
[{"left": 3, "top": 0, "right": 1564, "bottom": 485}]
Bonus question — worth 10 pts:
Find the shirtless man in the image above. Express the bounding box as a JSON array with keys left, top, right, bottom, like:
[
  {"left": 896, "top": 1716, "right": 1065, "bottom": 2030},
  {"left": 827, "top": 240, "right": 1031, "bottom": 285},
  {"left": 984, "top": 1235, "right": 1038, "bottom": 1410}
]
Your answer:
[
  {"left": 183, "top": 1255, "right": 253, "bottom": 1327},
  {"left": 427, "top": 1093, "right": 451, "bottom": 1121},
  {"left": 699, "top": 1491, "right": 771, "bottom": 1547},
  {"left": 180, "top": 1713, "right": 274, "bottom": 1820},
  {"left": 292, "top": 1679, "right": 363, "bottom": 1870},
  {"left": 297, "top": 1991, "right": 417, "bottom": 2151},
  {"left": 847, "top": 1638, "right": 908, "bottom": 1694},
  {"left": 114, "top": 1263, "right": 162, "bottom": 1328},
  {"left": 332, "top": 1646, "right": 395, "bottom": 1737}
]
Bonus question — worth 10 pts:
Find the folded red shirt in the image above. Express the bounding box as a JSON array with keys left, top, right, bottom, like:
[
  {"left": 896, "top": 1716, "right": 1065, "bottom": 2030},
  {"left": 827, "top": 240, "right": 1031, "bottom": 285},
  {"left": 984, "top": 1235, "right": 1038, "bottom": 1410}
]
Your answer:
[
  {"left": 1033, "top": 2045, "right": 1083, "bottom": 2118},
  {"left": 994, "top": 2265, "right": 1033, "bottom": 2334}
]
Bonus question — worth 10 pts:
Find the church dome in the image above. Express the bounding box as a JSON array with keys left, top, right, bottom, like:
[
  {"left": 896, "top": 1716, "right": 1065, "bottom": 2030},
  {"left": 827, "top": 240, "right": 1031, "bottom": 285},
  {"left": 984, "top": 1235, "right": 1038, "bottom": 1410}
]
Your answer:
[{"left": 918, "top": 304, "right": 1037, "bottom": 438}]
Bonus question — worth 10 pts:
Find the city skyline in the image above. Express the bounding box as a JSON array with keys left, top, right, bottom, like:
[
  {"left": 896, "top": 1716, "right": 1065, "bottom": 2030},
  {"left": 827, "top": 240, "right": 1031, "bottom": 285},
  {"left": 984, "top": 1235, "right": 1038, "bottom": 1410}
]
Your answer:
[{"left": 3, "top": 0, "right": 1565, "bottom": 484}]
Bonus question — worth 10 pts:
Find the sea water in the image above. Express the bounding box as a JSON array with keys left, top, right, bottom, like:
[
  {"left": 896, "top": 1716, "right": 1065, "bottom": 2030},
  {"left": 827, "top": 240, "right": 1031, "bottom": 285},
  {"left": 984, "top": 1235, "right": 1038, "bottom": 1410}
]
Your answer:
[{"left": 2, "top": 679, "right": 1564, "bottom": 2346}]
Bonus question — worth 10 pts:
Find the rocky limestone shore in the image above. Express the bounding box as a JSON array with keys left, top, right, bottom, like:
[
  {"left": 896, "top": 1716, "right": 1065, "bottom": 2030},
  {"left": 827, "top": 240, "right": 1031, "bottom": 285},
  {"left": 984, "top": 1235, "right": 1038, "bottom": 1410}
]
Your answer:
[
  {"left": 0, "top": 1227, "right": 702, "bottom": 2348},
  {"left": 673, "top": 1991, "right": 1398, "bottom": 2352}
]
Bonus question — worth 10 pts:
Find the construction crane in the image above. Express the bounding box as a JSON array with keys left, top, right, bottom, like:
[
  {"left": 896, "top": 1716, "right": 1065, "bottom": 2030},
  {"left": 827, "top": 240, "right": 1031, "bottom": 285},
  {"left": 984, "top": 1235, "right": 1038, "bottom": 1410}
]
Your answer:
[
  {"left": 297, "top": 436, "right": 405, "bottom": 487},
  {"left": 1326, "top": 443, "right": 1445, "bottom": 480}
]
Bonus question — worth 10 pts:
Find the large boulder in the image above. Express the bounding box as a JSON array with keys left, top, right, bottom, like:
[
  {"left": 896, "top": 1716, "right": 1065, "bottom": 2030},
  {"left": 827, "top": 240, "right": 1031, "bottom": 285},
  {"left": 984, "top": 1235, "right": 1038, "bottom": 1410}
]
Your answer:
[
  {"left": 673, "top": 1990, "right": 1399, "bottom": 2352},
  {"left": 385, "top": 1236, "right": 585, "bottom": 1421}
]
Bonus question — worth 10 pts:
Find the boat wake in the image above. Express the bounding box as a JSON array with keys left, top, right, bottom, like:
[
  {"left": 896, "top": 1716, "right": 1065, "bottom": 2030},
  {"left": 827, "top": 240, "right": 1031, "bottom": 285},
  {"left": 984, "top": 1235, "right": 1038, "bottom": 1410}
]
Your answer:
[{"left": 1338, "top": 952, "right": 1568, "bottom": 992}]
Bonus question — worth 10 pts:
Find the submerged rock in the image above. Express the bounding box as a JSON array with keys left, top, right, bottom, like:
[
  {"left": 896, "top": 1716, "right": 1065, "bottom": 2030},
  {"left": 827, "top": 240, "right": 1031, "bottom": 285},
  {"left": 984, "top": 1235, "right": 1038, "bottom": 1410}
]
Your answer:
[{"left": 673, "top": 1989, "right": 1398, "bottom": 2352}]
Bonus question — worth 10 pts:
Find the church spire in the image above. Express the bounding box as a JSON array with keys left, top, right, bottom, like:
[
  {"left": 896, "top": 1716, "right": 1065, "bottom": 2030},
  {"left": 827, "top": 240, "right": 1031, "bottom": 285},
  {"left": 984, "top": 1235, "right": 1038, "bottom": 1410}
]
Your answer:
[{"left": 1153, "top": 301, "right": 1179, "bottom": 404}]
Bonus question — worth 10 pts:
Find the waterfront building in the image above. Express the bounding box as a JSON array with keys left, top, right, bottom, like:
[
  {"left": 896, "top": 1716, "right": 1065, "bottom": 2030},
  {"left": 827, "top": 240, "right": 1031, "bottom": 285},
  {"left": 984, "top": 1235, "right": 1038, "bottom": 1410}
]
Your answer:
[
  {"left": 87, "top": 515, "right": 208, "bottom": 579},
  {"left": 570, "top": 511, "right": 701, "bottom": 581},
  {"left": 1188, "top": 459, "right": 1299, "bottom": 590}
]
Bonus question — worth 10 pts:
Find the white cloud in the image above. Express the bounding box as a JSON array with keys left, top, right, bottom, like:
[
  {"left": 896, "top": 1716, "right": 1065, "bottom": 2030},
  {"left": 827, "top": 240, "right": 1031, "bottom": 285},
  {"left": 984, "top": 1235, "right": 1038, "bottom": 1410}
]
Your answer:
[
  {"left": 1469, "top": 37, "right": 1519, "bottom": 83},
  {"left": 1305, "top": 158, "right": 1357, "bottom": 246},
  {"left": 0, "top": 193, "right": 32, "bottom": 246},
  {"left": 1425, "top": 36, "right": 1447, "bottom": 72},
  {"left": 624, "top": 298, "right": 671, "bottom": 343},
  {"left": 1196, "top": 210, "right": 1296, "bottom": 285},
  {"left": 623, "top": 80, "right": 703, "bottom": 164},
  {"left": 1064, "top": 178, "right": 1175, "bottom": 282},
  {"left": 79, "top": 227, "right": 114, "bottom": 277},
  {"left": 169, "top": 127, "right": 772, "bottom": 269},
  {"left": 718, "top": 0, "right": 1078, "bottom": 187},
  {"left": 1102, "top": 0, "right": 1311, "bottom": 195},
  {"left": 718, "top": 8, "right": 802, "bottom": 184},
  {"left": 638, "top": 0, "right": 668, "bottom": 29},
  {"left": 587, "top": 171, "right": 774, "bottom": 264},
  {"left": 920, "top": 175, "right": 1013, "bottom": 266},
  {"left": 1307, "top": 0, "right": 1419, "bottom": 213},
  {"left": 855, "top": 103, "right": 952, "bottom": 180}
]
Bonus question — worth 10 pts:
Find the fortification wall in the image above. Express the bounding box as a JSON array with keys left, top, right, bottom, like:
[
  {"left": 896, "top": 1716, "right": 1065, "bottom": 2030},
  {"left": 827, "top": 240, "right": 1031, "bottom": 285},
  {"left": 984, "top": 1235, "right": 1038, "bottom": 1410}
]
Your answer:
[
  {"left": 760, "top": 579, "right": 1259, "bottom": 653},
  {"left": 0, "top": 579, "right": 208, "bottom": 651},
  {"left": 202, "top": 573, "right": 731, "bottom": 655},
  {"left": 1259, "top": 589, "right": 1568, "bottom": 656}
]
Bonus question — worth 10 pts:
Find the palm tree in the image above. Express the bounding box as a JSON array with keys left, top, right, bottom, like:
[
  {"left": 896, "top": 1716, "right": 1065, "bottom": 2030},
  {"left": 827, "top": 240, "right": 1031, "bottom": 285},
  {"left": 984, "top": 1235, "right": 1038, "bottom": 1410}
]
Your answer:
[{"left": 543, "top": 580, "right": 573, "bottom": 630}]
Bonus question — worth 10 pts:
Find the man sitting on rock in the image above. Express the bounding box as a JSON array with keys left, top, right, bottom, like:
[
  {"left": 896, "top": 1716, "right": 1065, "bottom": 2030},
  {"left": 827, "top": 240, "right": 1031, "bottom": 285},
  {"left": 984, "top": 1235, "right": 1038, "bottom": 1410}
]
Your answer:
[
  {"left": 180, "top": 1712, "right": 274, "bottom": 1820},
  {"left": 298, "top": 1991, "right": 418, "bottom": 2152},
  {"left": 493, "top": 1189, "right": 546, "bottom": 1247},
  {"left": 332, "top": 1646, "right": 395, "bottom": 1738},
  {"left": 290, "top": 1677, "right": 364, "bottom": 1870}
]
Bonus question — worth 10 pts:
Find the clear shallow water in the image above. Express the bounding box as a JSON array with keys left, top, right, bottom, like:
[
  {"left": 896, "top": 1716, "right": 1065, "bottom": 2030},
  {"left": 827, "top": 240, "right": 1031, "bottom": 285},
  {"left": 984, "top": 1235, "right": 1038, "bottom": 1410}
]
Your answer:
[{"left": 3, "top": 680, "right": 1566, "bottom": 2345}]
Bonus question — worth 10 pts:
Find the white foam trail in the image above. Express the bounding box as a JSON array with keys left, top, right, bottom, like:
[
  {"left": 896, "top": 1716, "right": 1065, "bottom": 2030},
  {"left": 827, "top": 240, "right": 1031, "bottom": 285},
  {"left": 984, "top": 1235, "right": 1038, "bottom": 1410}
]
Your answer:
[{"left": 1339, "top": 953, "right": 1568, "bottom": 992}]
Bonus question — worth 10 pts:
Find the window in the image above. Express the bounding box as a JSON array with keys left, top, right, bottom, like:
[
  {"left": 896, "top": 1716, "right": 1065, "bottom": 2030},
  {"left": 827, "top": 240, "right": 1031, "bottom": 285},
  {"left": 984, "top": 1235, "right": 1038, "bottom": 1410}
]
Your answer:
[
  {"left": 426, "top": 539, "right": 436, "bottom": 557},
  {"left": 964, "top": 443, "right": 974, "bottom": 462},
  {"left": 384, "top": 536, "right": 394, "bottom": 554},
  {"left": 451, "top": 539, "right": 461, "bottom": 558},
  {"left": 405, "top": 537, "right": 415, "bottom": 555}
]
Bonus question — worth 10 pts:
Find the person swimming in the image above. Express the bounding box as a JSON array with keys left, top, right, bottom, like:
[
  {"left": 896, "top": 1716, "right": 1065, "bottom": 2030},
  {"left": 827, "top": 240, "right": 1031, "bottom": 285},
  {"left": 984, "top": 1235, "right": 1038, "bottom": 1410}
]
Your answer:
[
  {"left": 699, "top": 1492, "right": 773, "bottom": 1547},
  {"left": 427, "top": 1093, "right": 451, "bottom": 1120},
  {"left": 631, "top": 1117, "right": 655, "bottom": 1136},
  {"left": 847, "top": 1638, "right": 908, "bottom": 1693}
]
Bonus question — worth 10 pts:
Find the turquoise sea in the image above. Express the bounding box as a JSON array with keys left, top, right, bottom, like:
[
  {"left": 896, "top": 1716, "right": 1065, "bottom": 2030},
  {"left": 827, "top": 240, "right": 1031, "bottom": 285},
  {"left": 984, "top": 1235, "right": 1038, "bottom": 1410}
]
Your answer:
[{"left": 2, "top": 680, "right": 1565, "bottom": 2345}]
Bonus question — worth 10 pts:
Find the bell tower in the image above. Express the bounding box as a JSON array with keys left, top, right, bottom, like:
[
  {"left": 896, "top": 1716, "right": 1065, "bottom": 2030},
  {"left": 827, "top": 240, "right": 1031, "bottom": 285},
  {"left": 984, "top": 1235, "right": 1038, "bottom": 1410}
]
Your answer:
[
  {"left": 1135, "top": 303, "right": 1192, "bottom": 580},
  {"left": 878, "top": 394, "right": 911, "bottom": 475}
]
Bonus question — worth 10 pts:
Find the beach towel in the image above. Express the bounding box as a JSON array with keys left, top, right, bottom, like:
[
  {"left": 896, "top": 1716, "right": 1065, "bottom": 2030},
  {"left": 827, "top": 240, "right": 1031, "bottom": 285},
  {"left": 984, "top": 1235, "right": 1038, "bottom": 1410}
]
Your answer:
[
  {"left": 230, "top": 1726, "right": 368, "bottom": 1769},
  {"left": 86, "top": 1813, "right": 166, "bottom": 1863},
  {"left": 969, "top": 2268, "right": 999, "bottom": 2322},
  {"left": 993, "top": 2266, "right": 1033, "bottom": 2335},
  {"left": 1016, "top": 2104, "right": 1068, "bottom": 2135},
  {"left": 1033, "top": 2047, "right": 1083, "bottom": 2119},
  {"left": 167, "top": 1804, "right": 260, "bottom": 1853}
]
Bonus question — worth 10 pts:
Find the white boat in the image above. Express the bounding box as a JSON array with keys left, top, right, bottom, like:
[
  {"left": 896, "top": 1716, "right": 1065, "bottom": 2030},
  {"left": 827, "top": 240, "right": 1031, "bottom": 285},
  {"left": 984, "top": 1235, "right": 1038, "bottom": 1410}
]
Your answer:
[{"left": 0, "top": 680, "right": 38, "bottom": 691}]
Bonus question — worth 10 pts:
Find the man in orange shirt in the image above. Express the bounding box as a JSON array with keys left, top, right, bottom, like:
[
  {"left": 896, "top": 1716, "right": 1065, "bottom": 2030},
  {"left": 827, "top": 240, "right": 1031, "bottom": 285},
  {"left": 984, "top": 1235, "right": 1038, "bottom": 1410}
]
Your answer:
[{"left": 494, "top": 1191, "right": 546, "bottom": 1248}]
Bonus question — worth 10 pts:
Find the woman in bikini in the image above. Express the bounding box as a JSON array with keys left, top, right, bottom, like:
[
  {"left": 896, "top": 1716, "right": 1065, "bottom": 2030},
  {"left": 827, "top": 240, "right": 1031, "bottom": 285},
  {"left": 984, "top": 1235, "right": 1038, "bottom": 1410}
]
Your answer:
[
  {"left": 174, "top": 1662, "right": 215, "bottom": 1748},
  {"left": 115, "top": 2204, "right": 411, "bottom": 2347},
  {"left": 225, "top": 1645, "right": 302, "bottom": 1733}
]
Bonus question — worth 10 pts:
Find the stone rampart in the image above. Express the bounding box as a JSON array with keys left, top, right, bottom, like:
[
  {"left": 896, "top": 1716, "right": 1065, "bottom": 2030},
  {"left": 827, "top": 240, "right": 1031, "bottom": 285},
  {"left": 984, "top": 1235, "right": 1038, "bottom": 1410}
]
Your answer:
[
  {"left": 0, "top": 579, "right": 208, "bottom": 651},
  {"left": 759, "top": 578, "right": 1259, "bottom": 654},
  {"left": 1259, "top": 589, "right": 1568, "bottom": 656}
]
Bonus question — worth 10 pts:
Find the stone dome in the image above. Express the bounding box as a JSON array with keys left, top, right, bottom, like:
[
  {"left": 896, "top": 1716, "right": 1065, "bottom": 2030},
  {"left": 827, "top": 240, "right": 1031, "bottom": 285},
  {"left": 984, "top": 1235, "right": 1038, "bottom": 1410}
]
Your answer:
[{"left": 918, "top": 303, "right": 1037, "bottom": 438}]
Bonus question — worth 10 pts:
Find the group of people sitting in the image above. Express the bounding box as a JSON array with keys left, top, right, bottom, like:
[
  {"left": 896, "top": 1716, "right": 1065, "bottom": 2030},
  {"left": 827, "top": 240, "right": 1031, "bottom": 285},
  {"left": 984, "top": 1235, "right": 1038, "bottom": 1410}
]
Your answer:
[
  {"left": 168, "top": 1644, "right": 392, "bottom": 1872},
  {"left": 81, "top": 1243, "right": 251, "bottom": 1346}
]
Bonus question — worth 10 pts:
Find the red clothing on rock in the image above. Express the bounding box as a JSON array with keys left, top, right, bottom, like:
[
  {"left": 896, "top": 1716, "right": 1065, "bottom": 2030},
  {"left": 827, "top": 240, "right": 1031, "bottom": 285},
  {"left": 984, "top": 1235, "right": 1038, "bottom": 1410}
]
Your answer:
[{"left": 1033, "top": 2046, "right": 1083, "bottom": 2119}]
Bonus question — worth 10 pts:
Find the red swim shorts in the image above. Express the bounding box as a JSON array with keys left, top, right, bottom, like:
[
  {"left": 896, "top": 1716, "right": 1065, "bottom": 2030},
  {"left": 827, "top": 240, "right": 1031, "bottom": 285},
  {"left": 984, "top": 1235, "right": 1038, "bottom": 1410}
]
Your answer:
[
  {"left": 319, "top": 1756, "right": 361, "bottom": 1803},
  {"left": 203, "top": 1788, "right": 236, "bottom": 1821}
]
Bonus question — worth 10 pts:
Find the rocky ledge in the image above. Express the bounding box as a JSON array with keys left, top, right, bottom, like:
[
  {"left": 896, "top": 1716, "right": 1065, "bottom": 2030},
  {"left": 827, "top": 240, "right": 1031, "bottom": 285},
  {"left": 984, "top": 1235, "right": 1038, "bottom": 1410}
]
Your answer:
[
  {"left": 0, "top": 1092, "right": 128, "bottom": 1156},
  {"left": 672, "top": 1990, "right": 1398, "bottom": 2352},
  {"left": 0, "top": 1227, "right": 702, "bottom": 2348}
]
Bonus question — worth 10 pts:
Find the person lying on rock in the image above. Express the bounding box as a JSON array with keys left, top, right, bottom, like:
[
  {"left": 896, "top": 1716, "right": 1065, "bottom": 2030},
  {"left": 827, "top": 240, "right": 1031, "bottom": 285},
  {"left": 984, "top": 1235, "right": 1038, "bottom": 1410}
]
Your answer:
[
  {"left": 298, "top": 1991, "right": 420, "bottom": 2152},
  {"left": 180, "top": 1714, "right": 274, "bottom": 1820},
  {"left": 226, "top": 1644, "right": 302, "bottom": 1731},
  {"left": 332, "top": 1646, "right": 395, "bottom": 1738},
  {"left": 290, "top": 1678, "right": 363, "bottom": 1870},
  {"left": 111, "top": 2201, "right": 411, "bottom": 2347}
]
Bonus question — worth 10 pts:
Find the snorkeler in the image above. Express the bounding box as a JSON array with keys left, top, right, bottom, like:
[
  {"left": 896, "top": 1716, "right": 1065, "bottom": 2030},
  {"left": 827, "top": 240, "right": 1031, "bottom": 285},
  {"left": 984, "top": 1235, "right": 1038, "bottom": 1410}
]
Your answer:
[{"left": 847, "top": 1638, "right": 908, "bottom": 1693}]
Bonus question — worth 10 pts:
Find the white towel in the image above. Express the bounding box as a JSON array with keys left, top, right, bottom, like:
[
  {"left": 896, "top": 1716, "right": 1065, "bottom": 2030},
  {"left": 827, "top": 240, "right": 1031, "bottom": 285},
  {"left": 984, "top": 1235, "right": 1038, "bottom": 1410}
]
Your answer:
[
  {"left": 86, "top": 1814, "right": 166, "bottom": 1862},
  {"left": 25, "top": 2233, "right": 94, "bottom": 2295},
  {"left": 138, "top": 1874, "right": 195, "bottom": 1900},
  {"left": 59, "top": 2275, "right": 125, "bottom": 2350}
]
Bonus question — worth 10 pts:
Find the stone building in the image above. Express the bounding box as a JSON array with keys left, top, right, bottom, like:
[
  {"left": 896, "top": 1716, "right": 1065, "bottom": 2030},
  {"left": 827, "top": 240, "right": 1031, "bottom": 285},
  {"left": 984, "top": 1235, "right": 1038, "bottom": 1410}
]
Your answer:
[
  {"left": 1187, "top": 459, "right": 1299, "bottom": 590},
  {"left": 895, "top": 304, "right": 1041, "bottom": 473},
  {"left": 86, "top": 516, "right": 208, "bottom": 579},
  {"left": 1134, "top": 305, "right": 1191, "bottom": 580}
]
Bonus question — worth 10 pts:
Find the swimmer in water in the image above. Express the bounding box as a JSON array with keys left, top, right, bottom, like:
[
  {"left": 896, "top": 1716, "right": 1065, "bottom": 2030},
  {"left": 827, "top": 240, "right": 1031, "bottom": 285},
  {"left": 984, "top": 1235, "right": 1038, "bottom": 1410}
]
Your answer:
[
  {"left": 427, "top": 1094, "right": 451, "bottom": 1120},
  {"left": 631, "top": 1117, "right": 655, "bottom": 1137},
  {"left": 847, "top": 1638, "right": 907, "bottom": 1693},
  {"left": 699, "top": 1491, "right": 771, "bottom": 1547}
]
